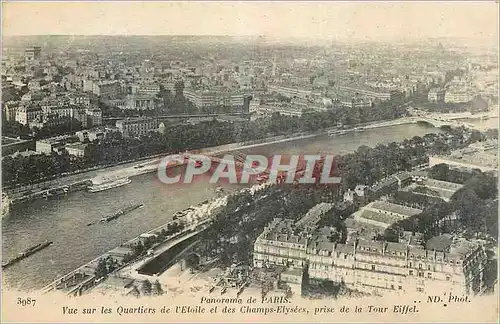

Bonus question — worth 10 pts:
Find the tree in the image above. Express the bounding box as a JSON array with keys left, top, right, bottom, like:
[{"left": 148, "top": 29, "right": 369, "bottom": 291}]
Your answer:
[
  {"left": 185, "top": 253, "right": 200, "bottom": 270},
  {"left": 141, "top": 280, "right": 152, "bottom": 296},
  {"left": 152, "top": 280, "right": 164, "bottom": 296},
  {"left": 94, "top": 259, "right": 108, "bottom": 279}
]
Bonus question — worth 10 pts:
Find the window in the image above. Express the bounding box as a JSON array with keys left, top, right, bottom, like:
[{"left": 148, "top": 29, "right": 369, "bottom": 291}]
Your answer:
[
  {"left": 418, "top": 271, "right": 424, "bottom": 277},
  {"left": 418, "top": 263, "right": 422, "bottom": 269},
  {"left": 409, "top": 270, "right": 414, "bottom": 275},
  {"left": 398, "top": 285, "right": 402, "bottom": 290},
  {"left": 427, "top": 265, "right": 431, "bottom": 270},
  {"left": 371, "top": 265, "right": 376, "bottom": 271},
  {"left": 417, "top": 287, "right": 424, "bottom": 293},
  {"left": 446, "top": 275, "right": 451, "bottom": 281},
  {"left": 409, "top": 262, "right": 413, "bottom": 267},
  {"left": 391, "top": 284, "right": 395, "bottom": 289},
  {"left": 427, "top": 273, "right": 432, "bottom": 278}
]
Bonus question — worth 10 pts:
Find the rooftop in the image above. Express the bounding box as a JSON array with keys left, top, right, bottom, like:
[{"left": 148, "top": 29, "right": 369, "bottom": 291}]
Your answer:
[
  {"left": 259, "top": 218, "right": 309, "bottom": 246},
  {"left": 367, "top": 200, "right": 422, "bottom": 218},
  {"left": 426, "top": 234, "right": 454, "bottom": 252},
  {"left": 357, "top": 209, "right": 403, "bottom": 227},
  {"left": 295, "top": 203, "right": 334, "bottom": 227}
]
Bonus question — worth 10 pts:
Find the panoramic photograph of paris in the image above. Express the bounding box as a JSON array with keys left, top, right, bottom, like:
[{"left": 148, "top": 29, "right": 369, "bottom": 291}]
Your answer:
[{"left": 1, "top": 2, "right": 498, "bottom": 303}]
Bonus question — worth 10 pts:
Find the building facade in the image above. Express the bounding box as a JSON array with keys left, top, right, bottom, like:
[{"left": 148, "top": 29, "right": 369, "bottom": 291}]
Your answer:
[
  {"left": 93, "top": 81, "right": 121, "bottom": 98},
  {"left": 307, "top": 237, "right": 486, "bottom": 296},
  {"left": 125, "top": 95, "right": 158, "bottom": 110},
  {"left": 15, "top": 106, "right": 42, "bottom": 125},
  {"left": 253, "top": 204, "right": 487, "bottom": 296},
  {"left": 115, "top": 117, "right": 158, "bottom": 138},
  {"left": 184, "top": 89, "right": 245, "bottom": 110},
  {"left": 428, "top": 88, "right": 446, "bottom": 103}
]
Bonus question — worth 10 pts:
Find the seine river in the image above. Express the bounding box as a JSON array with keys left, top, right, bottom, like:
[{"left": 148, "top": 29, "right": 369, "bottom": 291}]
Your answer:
[{"left": 2, "top": 123, "right": 447, "bottom": 291}]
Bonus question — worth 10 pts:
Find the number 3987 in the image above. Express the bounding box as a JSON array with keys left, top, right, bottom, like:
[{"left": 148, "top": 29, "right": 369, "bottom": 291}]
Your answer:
[{"left": 17, "top": 297, "right": 36, "bottom": 307}]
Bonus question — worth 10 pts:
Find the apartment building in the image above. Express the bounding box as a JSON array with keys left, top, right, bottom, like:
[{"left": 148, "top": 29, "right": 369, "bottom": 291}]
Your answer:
[
  {"left": 253, "top": 218, "right": 310, "bottom": 270},
  {"left": 267, "top": 85, "right": 314, "bottom": 99},
  {"left": 184, "top": 88, "right": 245, "bottom": 109},
  {"left": 93, "top": 81, "right": 121, "bottom": 98},
  {"left": 125, "top": 95, "right": 158, "bottom": 110},
  {"left": 76, "top": 127, "right": 110, "bottom": 142},
  {"left": 15, "top": 105, "right": 42, "bottom": 125},
  {"left": 428, "top": 88, "right": 446, "bottom": 103},
  {"left": 116, "top": 117, "right": 158, "bottom": 138},
  {"left": 336, "top": 85, "right": 392, "bottom": 101},
  {"left": 85, "top": 108, "right": 103, "bottom": 127},
  {"left": 307, "top": 235, "right": 486, "bottom": 295},
  {"left": 130, "top": 83, "right": 160, "bottom": 95},
  {"left": 444, "top": 90, "right": 472, "bottom": 103},
  {"left": 67, "top": 92, "right": 91, "bottom": 107},
  {"left": 253, "top": 213, "right": 487, "bottom": 296},
  {"left": 35, "top": 135, "right": 74, "bottom": 154}
]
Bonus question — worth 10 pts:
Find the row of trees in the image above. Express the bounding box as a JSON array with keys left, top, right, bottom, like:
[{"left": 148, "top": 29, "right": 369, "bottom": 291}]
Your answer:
[
  {"left": 3, "top": 96, "right": 490, "bottom": 188},
  {"left": 2, "top": 118, "right": 83, "bottom": 140},
  {"left": 197, "top": 128, "right": 494, "bottom": 267},
  {"left": 122, "top": 222, "right": 185, "bottom": 264},
  {"left": 201, "top": 184, "right": 327, "bottom": 267},
  {"left": 334, "top": 129, "right": 474, "bottom": 190},
  {"left": 139, "top": 279, "right": 164, "bottom": 296},
  {"left": 94, "top": 256, "right": 119, "bottom": 279}
]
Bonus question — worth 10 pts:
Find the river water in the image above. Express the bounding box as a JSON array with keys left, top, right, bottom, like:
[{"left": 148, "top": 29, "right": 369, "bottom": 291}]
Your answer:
[{"left": 3, "top": 123, "right": 442, "bottom": 291}]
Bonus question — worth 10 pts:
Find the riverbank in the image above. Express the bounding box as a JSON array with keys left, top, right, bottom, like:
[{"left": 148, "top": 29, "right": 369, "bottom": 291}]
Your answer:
[
  {"left": 3, "top": 122, "right": 445, "bottom": 290},
  {"left": 2, "top": 118, "right": 405, "bottom": 206},
  {"left": 40, "top": 181, "right": 272, "bottom": 296},
  {"left": 1, "top": 131, "right": 318, "bottom": 208}
]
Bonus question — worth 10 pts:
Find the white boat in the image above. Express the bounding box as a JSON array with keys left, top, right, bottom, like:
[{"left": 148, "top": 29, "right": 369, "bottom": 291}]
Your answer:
[
  {"left": 328, "top": 129, "right": 348, "bottom": 136},
  {"left": 87, "top": 177, "right": 132, "bottom": 193}
]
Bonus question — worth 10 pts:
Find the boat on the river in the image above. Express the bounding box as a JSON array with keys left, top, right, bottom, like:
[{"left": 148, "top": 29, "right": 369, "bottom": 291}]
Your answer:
[
  {"left": 328, "top": 129, "right": 349, "bottom": 136},
  {"left": 2, "top": 241, "right": 53, "bottom": 269},
  {"left": 87, "top": 177, "right": 131, "bottom": 193},
  {"left": 98, "top": 203, "right": 144, "bottom": 223}
]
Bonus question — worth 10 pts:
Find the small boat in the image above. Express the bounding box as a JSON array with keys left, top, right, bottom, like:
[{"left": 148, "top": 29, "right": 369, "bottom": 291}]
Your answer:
[
  {"left": 94, "top": 203, "right": 144, "bottom": 224},
  {"left": 2, "top": 241, "right": 53, "bottom": 269},
  {"left": 88, "top": 177, "right": 131, "bottom": 193},
  {"left": 134, "top": 164, "right": 145, "bottom": 169}
]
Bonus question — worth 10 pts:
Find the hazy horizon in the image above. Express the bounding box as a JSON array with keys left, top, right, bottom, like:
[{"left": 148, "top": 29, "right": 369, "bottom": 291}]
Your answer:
[{"left": 2, "top": 2, "right": 498, "bottom": 46}]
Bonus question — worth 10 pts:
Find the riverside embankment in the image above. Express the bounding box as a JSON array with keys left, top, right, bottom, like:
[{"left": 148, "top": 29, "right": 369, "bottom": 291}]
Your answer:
[{"left": 3, "top": 122, "right": 442, "bottom": 291}]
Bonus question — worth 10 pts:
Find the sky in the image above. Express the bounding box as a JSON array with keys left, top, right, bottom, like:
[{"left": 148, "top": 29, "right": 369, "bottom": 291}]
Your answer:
[{"left": 2, "top": 1, "right": 499, "bottom": 43}]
